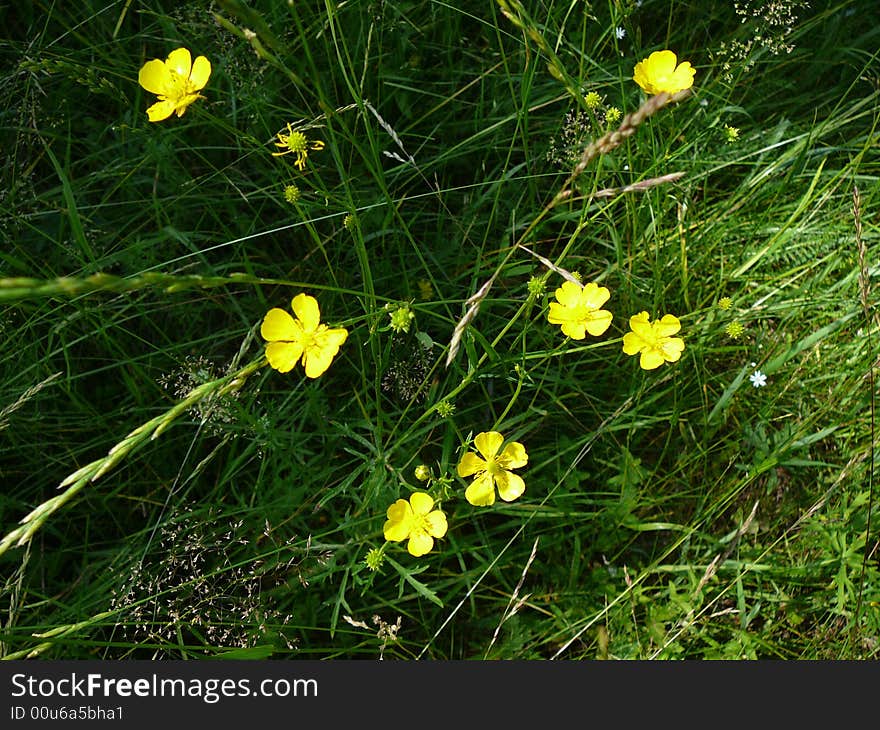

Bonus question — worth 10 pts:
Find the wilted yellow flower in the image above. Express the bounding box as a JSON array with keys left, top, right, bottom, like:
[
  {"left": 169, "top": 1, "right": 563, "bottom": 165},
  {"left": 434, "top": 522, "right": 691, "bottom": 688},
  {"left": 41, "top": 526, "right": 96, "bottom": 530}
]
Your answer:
[
  {"left": 604, "top": 106, "right": 622, "bottom": 124},
  {"left": 414, "top": 464, "right": 431, "bottom": 482},
  {"left": 723, "top": 125, "right": 740, "bottom": 143},
  {"left": 435, "top": 400, "right": 455, "bottom": 418},
  {"left": 622, "top": 311, "right": 685, "bottom": 370},
  {"left": 632, "top": 50, "right": 695, "bottom": 95},
  {"left": 364, "top": 546, "right": 386, "bottom": 571},
  {"left": 138, "top": 47, "right": 211, "bottom": 122},
  {"left": 272, "top": 123, "right": 325, "bottom": 170},
  {"left": 548, "top": 281, "right": 613, "bottom": 340},
  {"left": 584, "top": 91, "right": 602, "bottom": 109},
  {"left": 387, "top": 303, "right": 415, "bottom": 334},
  {"left": 457, "top": 431, "right": 528, "bottom": 506},
  {"left": 383, "top": 492, "right": 448, "bottom": 557},
  {"left": 527, "top": 276, "right": 547, "bottom": 299},
  {"left": 260, "top": 293, "right": 348, "bottom": 378},
  {"left": 725, "top": 321, "right": 745, "bottom": 339}
]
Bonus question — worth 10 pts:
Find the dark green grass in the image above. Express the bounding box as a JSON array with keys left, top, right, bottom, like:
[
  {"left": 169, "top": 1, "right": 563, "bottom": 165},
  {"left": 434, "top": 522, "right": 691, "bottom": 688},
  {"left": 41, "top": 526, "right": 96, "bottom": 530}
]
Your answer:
[{"left": 1, "top": 0, "right": 878, "bottom": 659}]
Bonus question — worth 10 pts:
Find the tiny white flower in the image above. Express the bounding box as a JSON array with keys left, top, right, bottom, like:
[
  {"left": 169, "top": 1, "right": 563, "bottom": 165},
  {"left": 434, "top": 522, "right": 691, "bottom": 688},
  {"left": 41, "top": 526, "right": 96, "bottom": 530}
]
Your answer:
[
  {"left": 749, "top": 370, "right": 768, "bottom": 388},
  {"left": 615, "top": 27, "right": 626, "bottom": 39}
]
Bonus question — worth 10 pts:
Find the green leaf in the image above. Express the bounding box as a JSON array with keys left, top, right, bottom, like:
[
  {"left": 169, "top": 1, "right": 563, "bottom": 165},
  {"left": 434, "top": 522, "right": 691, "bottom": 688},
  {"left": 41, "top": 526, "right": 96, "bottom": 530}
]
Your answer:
[{"left": 386, "top": 556, "right": 443, "bottom": 607}]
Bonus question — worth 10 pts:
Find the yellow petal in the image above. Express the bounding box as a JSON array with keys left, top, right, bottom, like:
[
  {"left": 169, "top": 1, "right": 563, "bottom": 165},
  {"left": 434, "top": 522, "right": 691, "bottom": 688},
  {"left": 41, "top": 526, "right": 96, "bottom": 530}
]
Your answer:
[
  {"left": 291, "top": 293, "right": 321, "bottom": 332},
  {"left": 495, "top": 470, "right": 525, "bottom": 502},
  {"left": 622, "top": 331, "right": 645, "bottom": 356},
  {"left": 474, "top": 431, "right": 503, "bottom": 461},
  {"left": 661, "top": 337, "right": 685, "bottom": 362},
  {"left": 138, "top": 58, "right": 171, "bottom": 94},
  {"left": 498, "top": 441, "right": 528, "bottom": 470},
  {"left": 145, "top": 99, "right": 175, "bottom": 123},
  {"left": 669, "top": 62, "right": 695, "bottom": 92},
  {"left": 173, "top": 93, "right": 200, "bottom": 117},
  {"left": 554, "top": 281, "right": 583, "bottom": 308},
  {"left": 261, "top": 307, "right": 299, "bottom": 342},
  {"left": 384, "top": 500, "right": 412, "bottom": 542},
  {"left": 465, "top": 474, "right": 496, "bottom": 506},
  {"left": 166, "top": 48, "right": 192, "bottom": 79},
  {"left": 633, "top": 61, "right": 652, "bottom": 93},
  {"left": 407, "top": 530, "right": 434, "bottom": 557},
  {"left": 648, "top": 50, "right": 678, "bottom": 77},
  {"left": 639, "top": 349, "right": 664, "bottom": 370},
  {"left": 386, "top": 498, "right": 411, "bottom": 523},
  {"left": 628, "top": 312, "right": 655, "bottom": 340},
  {"left": 301, "top": 327, "right": 348, "bottom": 378},
  {"left": 457, "top": 452, "right": 485, "bottom": 478},
  {"left": 424, "top": 511, "right": 448, "bottom": 539},
  {"left": 584, "top": 310, "right": 613, "bottom": 336},
  {"left": 265, "top": 341, "right": 304, "bottom": 373},
  {"left": 302, "top": 344, "right": 336, "bottom": 378},
  {"left": 547, "top": 302, "right": 571, "bottom": 324},
  {"left": 409, "top": 492, "right": 435, "bottom": 516},
  {"left": 581, "top": 282, "right": 611, "bottom": 310},
  {"left": 189, "top": 55, "right": 212, "bottom": 90},
  {"left": 655, "top": 314, "right": 681, "bottom": 338},
  {"left": 561, "top": 319, "right": 588, "bottom": 340},
  {"left": 384, "top": 519, "right": 412, "bottom": 542},
  {"left": 629, "top": 311, "right": 651, "bottom": 328},
  {"left": 315, "top": 327, "right": 349, "bottom": 351}
]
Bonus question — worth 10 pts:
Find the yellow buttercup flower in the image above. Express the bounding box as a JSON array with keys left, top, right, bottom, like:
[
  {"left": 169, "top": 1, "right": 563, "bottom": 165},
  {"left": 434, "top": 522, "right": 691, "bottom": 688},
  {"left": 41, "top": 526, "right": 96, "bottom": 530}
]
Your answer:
[
  {"left": 622, "top": 311, "right": 685, "bottom": 370},
  {"left": 272, "top": 123, "right": 325, "bottom": 170},
  {"left": 383, "top": 492, "right": 448, "bottom": 557},
  {"left": 457, "top": 431, "right": 528, "bottom": 506},
  {"left": 260, "top": 293, "right": 348, "bottom": 378},
  {"left": 138, "top": 47, "right": 211, "bottom": 122},
  {"left": 632, "top": 50, "right": 695, "bottom": 95},
  {"left": 548, "top": 280, "right": 613, "bottom": 340}
]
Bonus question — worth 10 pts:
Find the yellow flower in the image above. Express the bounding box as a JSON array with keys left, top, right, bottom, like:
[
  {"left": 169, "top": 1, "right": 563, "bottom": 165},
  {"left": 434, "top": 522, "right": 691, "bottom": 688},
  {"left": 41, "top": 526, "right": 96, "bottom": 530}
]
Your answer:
[
  {"left": 547, "top": 280, "right": 613, "bottom": 340},
  {"left": 272, "top": 123, "right": 325, "bottom": 170},
  {"left": 457, "top": 431, "right": 528, "bottom": 506},
  {"left": 383, "top": 492, "right": 448, "bottom": 557},
  {"left": 260, "top": 293, "right": 348, "bottom": 378},
  {"left": 622, "top": 311, "right": 685, "bottom": 370},
  {"left": 138, "top": 47, "right": 211, "bottom": 122},
  {"left": 632, "top": 50, "right": 695, "bottom": 95}
]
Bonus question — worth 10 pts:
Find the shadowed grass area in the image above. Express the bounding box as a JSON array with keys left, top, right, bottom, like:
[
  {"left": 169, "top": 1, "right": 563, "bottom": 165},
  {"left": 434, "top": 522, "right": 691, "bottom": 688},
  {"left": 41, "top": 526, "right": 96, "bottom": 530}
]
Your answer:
[{"left": 0, "top": 0, "right": 878, "bottom": 660}]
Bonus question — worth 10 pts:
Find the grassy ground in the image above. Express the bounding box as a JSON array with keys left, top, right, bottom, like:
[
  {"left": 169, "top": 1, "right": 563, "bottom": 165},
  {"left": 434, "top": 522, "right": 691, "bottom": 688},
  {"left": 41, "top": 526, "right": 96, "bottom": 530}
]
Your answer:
[{"left": 1, "top": 0, "right": 878, "bottom": 660}]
